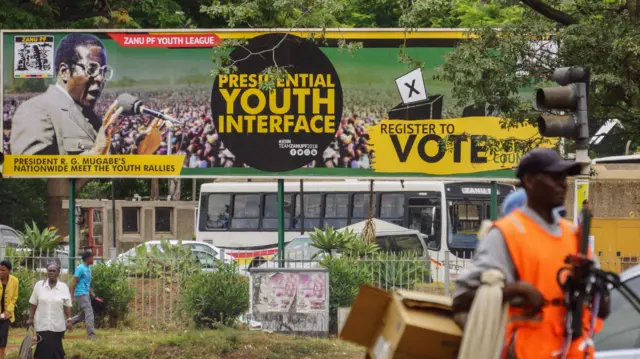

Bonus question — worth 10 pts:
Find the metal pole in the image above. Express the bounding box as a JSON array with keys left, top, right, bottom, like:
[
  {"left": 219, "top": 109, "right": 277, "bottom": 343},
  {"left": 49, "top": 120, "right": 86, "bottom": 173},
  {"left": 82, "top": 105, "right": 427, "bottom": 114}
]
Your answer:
[
  {"left": 277, "top": 179, "right": 285, "bottom": 267},
  {"left": 490, "top": 181, "right": 498, "bottom": 221},
  {"left": 111, "top": 179, "right": 117, "bottom": 260},
  {"left": 68, "top": 179, "right": 76, "bottom": 273},
  {"left": 299, "top": 179, "right": 304, "bottom": 235}
]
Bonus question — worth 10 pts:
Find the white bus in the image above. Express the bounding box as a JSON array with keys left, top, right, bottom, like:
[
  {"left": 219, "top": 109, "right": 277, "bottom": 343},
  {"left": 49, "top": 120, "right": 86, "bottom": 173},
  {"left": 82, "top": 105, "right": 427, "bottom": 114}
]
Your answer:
[{"left": 196, "top": 180, "right": 516, "bottom": 277}]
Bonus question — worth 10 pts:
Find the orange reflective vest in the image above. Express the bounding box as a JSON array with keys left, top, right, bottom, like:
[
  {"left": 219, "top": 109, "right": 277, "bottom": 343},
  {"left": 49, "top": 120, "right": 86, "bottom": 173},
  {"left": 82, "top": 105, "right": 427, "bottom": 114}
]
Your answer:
[{"left": 493, "top": 209, "right": 604, "bottom": 359}]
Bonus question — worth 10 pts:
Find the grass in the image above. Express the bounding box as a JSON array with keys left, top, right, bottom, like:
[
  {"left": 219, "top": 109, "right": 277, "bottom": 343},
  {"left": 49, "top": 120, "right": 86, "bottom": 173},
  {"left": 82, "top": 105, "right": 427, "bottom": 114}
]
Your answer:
[{"left": 5, "top": 328, "right": 364, "bottom": 359}]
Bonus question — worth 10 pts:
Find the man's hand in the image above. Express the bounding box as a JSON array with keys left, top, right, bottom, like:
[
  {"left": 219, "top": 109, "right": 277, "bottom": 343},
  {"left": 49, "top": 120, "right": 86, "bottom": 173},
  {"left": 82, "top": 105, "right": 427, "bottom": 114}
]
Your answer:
[
  {"left": 66, "top": 320, "right": 73, "bottom": 332},
  {"left": 90, "top": 100, "right": 123, "bottom": 155},
  {"left": 508, "top": 281, "right": 546, "bottom": 316},
  {"left": 3, "top": 311, "right": 11, "bottom": 320},
  {"left": 25, "top": 318, "right": 33, "bottom": 327},
  {"left": 135, "top": 109, "right": 170, "bottom": 154}
]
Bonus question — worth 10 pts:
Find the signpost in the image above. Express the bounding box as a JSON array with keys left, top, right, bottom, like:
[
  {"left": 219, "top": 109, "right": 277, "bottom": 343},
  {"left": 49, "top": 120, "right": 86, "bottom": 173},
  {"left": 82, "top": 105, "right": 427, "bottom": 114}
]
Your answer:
[
  {"left": 0, "top": 29, "right": 554, "bottom": 257},
  {"left": 68, "top": 179, "right": 76, "bottom": 273}
]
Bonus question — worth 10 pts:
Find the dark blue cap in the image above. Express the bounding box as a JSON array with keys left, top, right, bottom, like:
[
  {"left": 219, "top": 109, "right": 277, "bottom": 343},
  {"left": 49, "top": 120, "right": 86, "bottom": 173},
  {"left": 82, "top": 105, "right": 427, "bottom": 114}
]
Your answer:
[{"left": 516, "top": 148, "right": 581, "bottom": 179}]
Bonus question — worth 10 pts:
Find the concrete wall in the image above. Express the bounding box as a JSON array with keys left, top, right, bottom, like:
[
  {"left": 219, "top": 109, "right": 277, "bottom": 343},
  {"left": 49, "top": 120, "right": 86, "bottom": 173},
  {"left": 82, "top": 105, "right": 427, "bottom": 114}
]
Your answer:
[{"left": 565, "top": 179, "right": 640, "bottom": 218}]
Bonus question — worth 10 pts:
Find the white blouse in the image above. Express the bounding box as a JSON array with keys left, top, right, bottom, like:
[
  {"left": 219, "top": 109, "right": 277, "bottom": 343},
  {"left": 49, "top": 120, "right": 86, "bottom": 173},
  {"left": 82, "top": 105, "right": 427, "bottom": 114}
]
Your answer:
[{"left": 29, "top": 280, "right": 73, "bottom": 332}]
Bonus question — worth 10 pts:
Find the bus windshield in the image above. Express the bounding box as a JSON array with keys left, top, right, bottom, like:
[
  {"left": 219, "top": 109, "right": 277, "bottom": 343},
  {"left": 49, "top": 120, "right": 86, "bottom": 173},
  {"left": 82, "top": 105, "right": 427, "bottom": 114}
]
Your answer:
[{"left": 444, "top": 182, "right": 515, "bottom": 254}]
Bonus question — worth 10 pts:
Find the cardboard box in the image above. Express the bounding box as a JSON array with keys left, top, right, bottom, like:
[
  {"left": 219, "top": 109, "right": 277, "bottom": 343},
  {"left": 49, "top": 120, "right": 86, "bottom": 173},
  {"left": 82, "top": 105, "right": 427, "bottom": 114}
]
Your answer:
[{"left": 339, "top": 285, "right": 462, "bottom": 359}]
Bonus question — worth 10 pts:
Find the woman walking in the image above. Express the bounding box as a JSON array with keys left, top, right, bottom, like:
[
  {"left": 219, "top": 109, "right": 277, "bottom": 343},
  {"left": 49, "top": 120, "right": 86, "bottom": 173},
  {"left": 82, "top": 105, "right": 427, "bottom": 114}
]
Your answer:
[
  {"left": 0, "top": 260, "right": 18, "bottom": 359},
  {"left": 26, "top": 263, "right": 73, "bottom": 359}
]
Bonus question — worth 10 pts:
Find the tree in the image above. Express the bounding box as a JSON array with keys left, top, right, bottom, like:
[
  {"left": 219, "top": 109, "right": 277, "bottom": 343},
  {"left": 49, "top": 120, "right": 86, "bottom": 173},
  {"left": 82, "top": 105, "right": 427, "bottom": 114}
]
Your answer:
[
  {"left": 0, "top": 0, "right": 200, "bottom": 29},
  {"left": 418, "top": 0, "right": 640, "bottom": 155},
  {"left": 0, "top": 179, "right": 48, "bottom": 230}
]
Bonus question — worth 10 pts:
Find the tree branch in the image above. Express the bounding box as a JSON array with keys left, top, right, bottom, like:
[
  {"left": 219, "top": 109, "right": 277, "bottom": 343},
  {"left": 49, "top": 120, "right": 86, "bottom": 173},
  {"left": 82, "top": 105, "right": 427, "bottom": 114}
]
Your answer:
[{"left": 519, "top": 0, "right": 576, "bottom": 25}]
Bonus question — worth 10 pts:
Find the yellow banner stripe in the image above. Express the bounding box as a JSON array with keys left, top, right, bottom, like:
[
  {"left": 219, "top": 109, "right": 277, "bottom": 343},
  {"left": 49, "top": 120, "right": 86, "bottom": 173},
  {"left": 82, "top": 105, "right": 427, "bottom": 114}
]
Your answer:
[
  {"left": 147, "top": 30, "right": 475, "bottom": 40},
  {"left": 2, "top": 155, "right": 184, "bottom": 178}
]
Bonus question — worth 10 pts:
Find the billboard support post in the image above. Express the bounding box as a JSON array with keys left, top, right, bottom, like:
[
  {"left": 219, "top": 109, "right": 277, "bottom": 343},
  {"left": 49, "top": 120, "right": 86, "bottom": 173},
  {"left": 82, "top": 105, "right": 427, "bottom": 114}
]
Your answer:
[
  {"left": 111, "top": 179, "right": 117, "bottom": 260},
  {"left": 490, "top": 181, "right": 498, "bottom": 220},
  {"left": 68, "top": 178, "right": 76, "bottom": 273},
  {"left": 277, "top": 179, "right": 285, "bottom": 268},
  {"left": 300, "top": 180, "right": 304, "bottom": 235}
]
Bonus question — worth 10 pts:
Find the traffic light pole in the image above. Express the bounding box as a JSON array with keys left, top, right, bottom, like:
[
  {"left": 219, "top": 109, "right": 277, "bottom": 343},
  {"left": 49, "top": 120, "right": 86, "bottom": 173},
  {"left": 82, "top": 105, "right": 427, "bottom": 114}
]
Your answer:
[
  {"left": 574, "top": 81, "right": 590, "bottom": 174},
  {"left": 536, "top": 66, "right": 591, "bottom": 175}
]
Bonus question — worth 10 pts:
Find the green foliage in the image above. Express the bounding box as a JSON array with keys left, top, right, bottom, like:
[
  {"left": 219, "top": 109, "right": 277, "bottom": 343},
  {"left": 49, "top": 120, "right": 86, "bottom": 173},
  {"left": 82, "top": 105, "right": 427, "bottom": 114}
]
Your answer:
[
  {"left": 318, "top": 256, "right": 374, "bottom": 333},
  {"left": 78, "top": 178, "right": 204, "bottom": 201},
  {"left": 181, "top": 262, "right": 250, "bottom": 328},
  {"left": 367, "top": 252, "right": 431, "bottom": 290},
  {"left": 0, "top": 0, "right": 203, "bottom": 29},
  {"left": 12, "top": 268, "right": 38, "bottom": 327},
  {"left": 91, "top": 262, "right": 135, "bottom": 328},
  {"left": 17, "top": 221, "right": 61, "bottom": 252},
  {"left": 429, "top": 0, "right": 640, "bottom": 152},
  {"left": 342, "top": 239, "right": 379, "bottom": 257},
  {"left": 318, "top": 250, "right": 429, "bottom": 333},
  {"left": 0, "top": 179, "right": 47, "bottom": 230},
  {"left": 126, "top": 240, "right": 199, "bottom": 278},
  {"left": 308, "top": 227, "right": 358, "bottom": 258}
]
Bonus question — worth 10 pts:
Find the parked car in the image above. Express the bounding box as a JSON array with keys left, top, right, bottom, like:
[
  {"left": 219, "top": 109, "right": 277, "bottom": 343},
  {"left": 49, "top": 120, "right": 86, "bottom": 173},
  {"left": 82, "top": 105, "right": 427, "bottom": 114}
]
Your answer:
[
  {"left": 249, "top": 226, "right": 428, "bottom": 272},
  {"left": 109, "top": 240, "right": 235, "bottom": 270},
  {"left": 595, "top": 263, "right": 640, "bottom": 358},
  {"left": 0, "top": 225, "right": 21, "bottom": 249}
]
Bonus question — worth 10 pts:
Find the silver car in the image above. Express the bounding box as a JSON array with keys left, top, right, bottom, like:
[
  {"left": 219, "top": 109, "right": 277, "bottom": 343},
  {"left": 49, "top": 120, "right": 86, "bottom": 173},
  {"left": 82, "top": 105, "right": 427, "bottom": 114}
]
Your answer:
[{"left": 595, "top": 264, "right": 640, "bottom": 358}]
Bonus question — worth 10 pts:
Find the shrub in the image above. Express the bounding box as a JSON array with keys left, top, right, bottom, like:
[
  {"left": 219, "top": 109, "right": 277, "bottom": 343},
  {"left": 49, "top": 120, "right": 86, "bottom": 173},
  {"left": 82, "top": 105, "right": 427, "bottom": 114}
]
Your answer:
[
  {"left": 365, "top": 252, "right": 430, "bottom": 290},
  {"left": 91, "top": 262, "right": 135, "bottom": 328},
  {"left": 308, "top": 226, "right": 358, "bottom": 258},
  {"left": 17, "top": 221, "right": 60, "bottom": 251},
  {"left": 127, "top": 239, "right": 199, "bottom": 278},
  {"left": 13, "top": 268, "right": 38, "bottom": 327},
  {"left": 318, "top": 256, "right": 374, "bottom": 333},
  {"left": 181, "top": 262, "right": 249, "bottom": 328}
]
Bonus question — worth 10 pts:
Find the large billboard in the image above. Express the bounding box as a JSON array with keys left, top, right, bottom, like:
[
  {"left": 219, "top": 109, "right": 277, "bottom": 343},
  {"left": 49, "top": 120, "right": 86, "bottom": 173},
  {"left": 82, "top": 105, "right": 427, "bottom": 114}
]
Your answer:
[{"left": 1, "top": 29, "right": 542, "bottom": 179}]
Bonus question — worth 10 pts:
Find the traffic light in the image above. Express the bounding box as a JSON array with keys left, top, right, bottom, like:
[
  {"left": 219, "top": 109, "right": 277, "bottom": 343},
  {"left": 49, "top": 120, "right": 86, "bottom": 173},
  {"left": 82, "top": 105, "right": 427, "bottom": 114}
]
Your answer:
[{"left": 535, "top": 66, "right": 590, "bottom": 171}]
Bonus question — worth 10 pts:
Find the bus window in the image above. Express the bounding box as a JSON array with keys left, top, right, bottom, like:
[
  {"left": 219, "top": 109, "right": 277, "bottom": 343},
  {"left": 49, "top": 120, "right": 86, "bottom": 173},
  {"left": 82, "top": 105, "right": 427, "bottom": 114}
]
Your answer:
[
  {"left": 294, "top": 194, "right": 322, "bottom": 230},
  {"left": 380, "top": 194, "right": 404, "bottom": 225},
  {"left": 351, "top": 193, "right": 376, "bottom": 223},
  {"left": 231, "top": 194, "right": 261, "bottom": 229},
  {"left": 407, "top": 197, "right": 442, "bottom": 251},
  {"left": 262, "top": 194, "right": 293, "bottom": 230},
  {"left": 448, "top": 200, "right": 486, "bottom": 250},
  {"left": 205, "top": 194, "right": 231, "bottom": 230},
  {"left": 324, "top": 194, "right": 349, "bottom": 229}
]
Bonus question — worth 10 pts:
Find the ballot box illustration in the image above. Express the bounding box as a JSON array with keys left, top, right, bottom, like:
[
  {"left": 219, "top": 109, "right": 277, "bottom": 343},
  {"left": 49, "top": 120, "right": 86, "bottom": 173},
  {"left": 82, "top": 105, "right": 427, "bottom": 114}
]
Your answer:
[{"left": 388, "top": 68, "right": 443, "bottom": 120}]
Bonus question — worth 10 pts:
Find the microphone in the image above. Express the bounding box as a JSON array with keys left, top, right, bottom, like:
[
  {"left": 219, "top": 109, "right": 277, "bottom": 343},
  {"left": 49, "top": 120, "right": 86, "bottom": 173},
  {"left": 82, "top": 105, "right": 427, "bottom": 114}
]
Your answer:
[{"left": 116, "top": 93, "right": 181, "bottom": 124}]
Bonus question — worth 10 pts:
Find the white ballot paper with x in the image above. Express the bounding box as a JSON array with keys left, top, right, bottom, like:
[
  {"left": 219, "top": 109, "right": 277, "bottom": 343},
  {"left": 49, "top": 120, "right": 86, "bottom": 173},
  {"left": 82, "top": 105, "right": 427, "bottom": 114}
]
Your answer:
[{"left": 395, "top": 68, "right": 428, "bottom": 105}]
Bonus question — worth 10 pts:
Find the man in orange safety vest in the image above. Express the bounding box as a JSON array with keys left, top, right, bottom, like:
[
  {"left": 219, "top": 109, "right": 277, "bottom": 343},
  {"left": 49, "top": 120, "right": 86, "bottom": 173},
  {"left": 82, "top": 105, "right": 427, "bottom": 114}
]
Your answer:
[{"left": 452, "top": 148, "right": 611, "bottom": 359}]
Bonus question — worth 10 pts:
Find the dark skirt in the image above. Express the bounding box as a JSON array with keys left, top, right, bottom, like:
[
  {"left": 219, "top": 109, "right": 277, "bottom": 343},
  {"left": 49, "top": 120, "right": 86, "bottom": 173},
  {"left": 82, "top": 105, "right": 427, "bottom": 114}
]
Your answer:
[
  {"left": 0, "top": 320, "right": 9, "bottom": 347},
  {"left": 34, "top": 331, "right": 65, "bottom": 359}
]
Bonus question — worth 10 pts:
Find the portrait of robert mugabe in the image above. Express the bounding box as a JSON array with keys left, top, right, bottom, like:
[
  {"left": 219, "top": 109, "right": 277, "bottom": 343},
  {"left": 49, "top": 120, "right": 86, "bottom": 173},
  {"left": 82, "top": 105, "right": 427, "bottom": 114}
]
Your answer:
[{"left": 9, "top": 33, "right": 162, "bottom": 156}]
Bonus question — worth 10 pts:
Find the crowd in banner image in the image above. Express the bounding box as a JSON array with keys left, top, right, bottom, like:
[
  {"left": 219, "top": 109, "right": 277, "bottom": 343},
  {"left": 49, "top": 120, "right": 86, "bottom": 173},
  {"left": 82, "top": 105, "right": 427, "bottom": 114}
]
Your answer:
[{"left": 2, "top": 86, "right": 380, "bottom": 169}]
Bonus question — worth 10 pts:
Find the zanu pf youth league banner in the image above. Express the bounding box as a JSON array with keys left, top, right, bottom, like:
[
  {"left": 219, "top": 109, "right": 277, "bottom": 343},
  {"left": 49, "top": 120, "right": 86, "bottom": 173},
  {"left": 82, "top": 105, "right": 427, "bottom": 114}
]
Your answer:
[{"left": 0, "top": 30, "right": 544, "bottom": 179}]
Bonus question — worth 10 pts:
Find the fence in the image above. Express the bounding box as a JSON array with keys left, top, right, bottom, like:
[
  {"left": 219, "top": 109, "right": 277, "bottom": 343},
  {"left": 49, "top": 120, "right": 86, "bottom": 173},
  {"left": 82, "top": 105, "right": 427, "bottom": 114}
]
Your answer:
[{"left": 2, "top": 247, "right": 639, "bottom": 329}]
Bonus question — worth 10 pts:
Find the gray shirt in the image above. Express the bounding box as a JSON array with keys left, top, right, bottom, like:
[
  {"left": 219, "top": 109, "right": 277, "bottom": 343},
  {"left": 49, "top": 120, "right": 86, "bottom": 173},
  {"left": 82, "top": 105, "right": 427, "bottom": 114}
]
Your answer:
[{"left": 453, "top": 206, "right": 598, "bottom": 299}]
